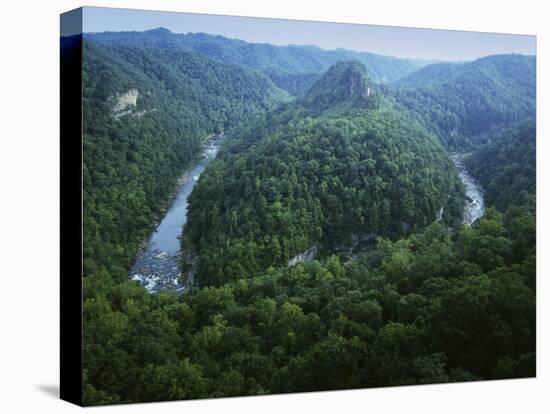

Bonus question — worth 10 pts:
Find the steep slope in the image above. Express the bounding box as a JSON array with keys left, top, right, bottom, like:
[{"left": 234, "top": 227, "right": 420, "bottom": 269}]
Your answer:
[
  {"left": 75, "top": 38, "right": 537, "bottom": 404},
  {"left": 184, "top": 61, "right": 464, "bottom": 286},
  {"left": 79, "top": 36, "right": 290, "bottom": 280},
  {"left": 465, "top": 121, "right": 536, "bottom": 211},
  {"left": 299, "top": 60, "right": 377, "bottom": 110},
  {"left": 390, "top": 54, "right": 536, "bottom": 149},
  {"left": 85, "top": 28, "right": 431, "bottom": 94}
]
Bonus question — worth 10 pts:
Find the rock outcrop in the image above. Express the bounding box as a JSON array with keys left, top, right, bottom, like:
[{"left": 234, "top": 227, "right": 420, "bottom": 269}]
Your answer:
[{"left": 111, "top": 89, "right": 139, "bottom": 118}]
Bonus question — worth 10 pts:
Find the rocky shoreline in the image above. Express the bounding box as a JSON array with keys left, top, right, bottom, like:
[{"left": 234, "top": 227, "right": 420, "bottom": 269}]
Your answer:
[
  {"left": 450, "top": 153, "right": 486, "bottom": 225},
  {"left": 131, "top": 249, "right": 185, "bottom": 293}
]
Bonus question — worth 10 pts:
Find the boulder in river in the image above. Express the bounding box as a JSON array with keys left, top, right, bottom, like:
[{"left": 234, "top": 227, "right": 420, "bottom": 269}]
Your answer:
[{"left": 154, "top": 251, "right": 169, "bottom": 260}]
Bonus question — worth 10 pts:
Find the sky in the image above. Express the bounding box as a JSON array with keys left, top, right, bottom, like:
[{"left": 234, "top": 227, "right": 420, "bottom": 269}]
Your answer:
[{"left": 61, "top": 6, "right": 536, "bottom": 61}]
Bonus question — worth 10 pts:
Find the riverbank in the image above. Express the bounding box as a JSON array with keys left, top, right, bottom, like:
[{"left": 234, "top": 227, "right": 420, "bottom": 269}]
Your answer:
[
  {"left": 451, "top": 153, "right": 486, "bottom": 225},
  {"left": 129, "top": 134, "right": 224, "bottom": 293}
]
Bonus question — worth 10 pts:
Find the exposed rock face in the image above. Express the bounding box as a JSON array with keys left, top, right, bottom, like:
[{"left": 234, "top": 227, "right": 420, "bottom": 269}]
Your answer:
[
  {"left": 348, "top": 67, "right": 371, "bottom": 99},
  {"left": 300, "top": 60, "right": 376, "bottom": 110},
  {"left": 288, "top": 245, "right": 318, "bottom": 267},
  {"left": 111, "top": 89, "right": 139, "bottom": 118},
  {"left": 436, "top": 207, "right": 444, "bottom": 222}
]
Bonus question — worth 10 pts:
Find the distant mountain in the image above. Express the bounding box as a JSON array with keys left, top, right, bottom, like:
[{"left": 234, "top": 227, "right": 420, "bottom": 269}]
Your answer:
[
  {"left": 85, "top": 28, "right": 432, "bottom": 94},
  {"left": 184, "top": 60, "right": 464, "bottom": 286},
  {"left": 390, "top": 54, "right": 536, "bottom": 149}
]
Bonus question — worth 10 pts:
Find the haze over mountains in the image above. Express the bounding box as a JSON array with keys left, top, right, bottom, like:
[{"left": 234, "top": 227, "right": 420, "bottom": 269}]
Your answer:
[
  {"left": 390, "top": 53, "right": 536, "bottom": 149},
  {"left": 64, "top": 27, "right": 536, "bottom": 405},
  {"left": 84, "top": 28, "right": 433, "bottom": 94}
]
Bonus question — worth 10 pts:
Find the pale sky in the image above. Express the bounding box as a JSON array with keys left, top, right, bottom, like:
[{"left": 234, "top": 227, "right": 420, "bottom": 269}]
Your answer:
[{"left": 61, "top": 6, "right": 536, "bottom": 61}]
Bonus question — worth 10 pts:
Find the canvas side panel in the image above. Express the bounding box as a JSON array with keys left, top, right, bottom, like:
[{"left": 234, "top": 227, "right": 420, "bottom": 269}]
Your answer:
[{"left": 60, "top": 7, "right": 83, "bottom": 407}]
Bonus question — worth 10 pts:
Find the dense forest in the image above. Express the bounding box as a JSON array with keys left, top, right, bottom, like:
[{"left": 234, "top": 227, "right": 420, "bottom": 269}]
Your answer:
[
  {"left": 390, "top": 54, "right": 536, "bottom": 150},
  {"left": 465, "top": 121, "right": 536, "bottom": 211},
  {"left": 69, "top": 28, "right": 537, "bottom": 406},
  {"left": 86, "top": 28, "right": 432, "bottom": 95},
  {"left": 184, "top": 61, "right": 464, "bottom": 286},
  {"left": 81, "top": 36, "right": 289, "bottom": 281},
  {"left": 84, "top": 208, "right": 535, "bottom": 404}
]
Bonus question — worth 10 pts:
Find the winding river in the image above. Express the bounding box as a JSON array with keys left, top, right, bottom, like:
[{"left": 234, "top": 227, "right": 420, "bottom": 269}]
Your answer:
[
  {"left": 130, "top": 138, "right": 484, "bottom": 293},
  {"left": 130, "top": 135, "right": 223, "bottom": 293},
  {"left": 451, "top": 154, "right": 485, "bottom": 225}
]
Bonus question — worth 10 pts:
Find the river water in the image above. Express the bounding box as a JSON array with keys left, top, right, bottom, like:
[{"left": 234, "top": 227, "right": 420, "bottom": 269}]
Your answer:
[
  {"left": 130, "top": 135, "right": 223, "bottom": 293},
  {"left": 130, "top": 140, "right": 483, "bottom": 293},
  {"left": 451, "top": 154, "right": 485, "bottom": 225}
]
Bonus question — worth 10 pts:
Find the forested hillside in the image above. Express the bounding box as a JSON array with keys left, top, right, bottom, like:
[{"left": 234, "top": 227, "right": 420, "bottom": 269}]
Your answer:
[
  {"left": 466, "top": 121, "right": 536, "bottom": 211},
  {"left": 80, "top": 36, "right": 289, "bottom": 281},
  {"left": 74, "top": 29, "right": 536, "bottom": 406},
  {"left": 83, "top": 208, "right": 535, "bottom": 404},
  {"left": 184, "top": 61, "right": 464, "bottom": 286},
  {"left": 390, "top": 54, "right": 536, "bottom": 149},
  {"left": 86, "top": 28, "right": 431, "bottom": 94}
]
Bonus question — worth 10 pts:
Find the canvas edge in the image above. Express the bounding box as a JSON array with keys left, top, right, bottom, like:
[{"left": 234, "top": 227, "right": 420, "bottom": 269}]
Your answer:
[{"left": 60, "top": 7, "right": 84, "bottom": 407}]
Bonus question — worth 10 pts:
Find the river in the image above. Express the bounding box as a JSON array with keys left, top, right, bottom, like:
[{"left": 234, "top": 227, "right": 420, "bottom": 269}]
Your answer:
[
  {"left": 451, "top": 154, "right": 485, "bottom": 225},
  {"left": 130, "top": 135, "right": 223, "bottom": 293},
  {"left": 130, "top": 140, "right": 483, "bottom": 293}
]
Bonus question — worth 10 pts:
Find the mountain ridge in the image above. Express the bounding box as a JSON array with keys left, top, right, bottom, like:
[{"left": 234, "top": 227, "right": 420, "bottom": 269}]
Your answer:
[
  {"left": 389, "top": 53, "right": 536, "bottom": 149},
  {"left": 83, "top": 28, "right": 433, "bottom": 94},
  {"left": 394, "top": 53, "right": 535, "bottom": 89}
]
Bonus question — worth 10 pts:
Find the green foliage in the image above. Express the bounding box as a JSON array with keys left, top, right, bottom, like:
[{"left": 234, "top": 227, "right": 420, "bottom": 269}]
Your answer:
[
  {"left": 76, "top": 33, "right": 536, "bottom": 405},
  {"left": 83, "top": 209, "right": 535, "bottom": 404},
  {"left": 82, "top": 38, "right": 289, "bottom": 280},
  {"left": 465, "top": 121, "right": 536, "bottom": 211},
  {"left": 80, "top": 36, "right": 290, "bottom": 404},
  {"left": 185, "top": 61, "right": 463, "bottom": 286},
  {"left": 391, "top": 54, "right": 536, "bottom": 150}
]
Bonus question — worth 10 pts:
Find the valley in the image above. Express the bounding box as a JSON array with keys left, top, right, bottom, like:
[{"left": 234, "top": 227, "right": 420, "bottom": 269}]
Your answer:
[
  {"left": 130, "top": 135, "right": 223, "bottom": 293},
  {"left": 68, "top": 27, "right": 536, "bottom": 405},
  {"left": 131, "top": 144, "right": 485, "bottom": 293}
]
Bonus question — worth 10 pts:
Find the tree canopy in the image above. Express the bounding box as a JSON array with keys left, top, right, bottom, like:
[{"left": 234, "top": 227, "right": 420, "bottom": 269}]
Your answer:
[
  {"left": 70, "top": 32, "right": 537, "bottom": 405},
  {"left": 390, "top": 54, "right": 536, "bottom": 150},
  {"left": 466, "top": 121, "right": 536, "bottom": 211},
  {"left": 185, "top": 61, "right": 464, "bottom": 286}
]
